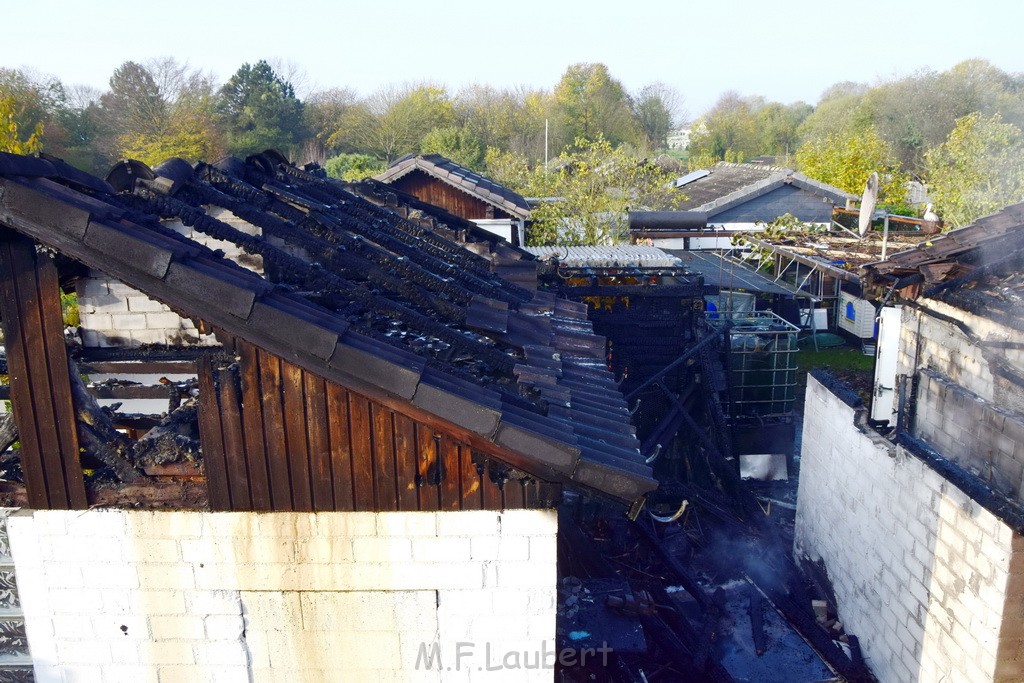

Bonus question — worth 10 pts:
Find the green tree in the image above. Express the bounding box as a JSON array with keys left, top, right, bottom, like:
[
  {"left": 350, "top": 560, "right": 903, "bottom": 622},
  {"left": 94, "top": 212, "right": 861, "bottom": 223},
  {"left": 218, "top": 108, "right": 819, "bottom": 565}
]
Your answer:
[
  {"left": 305, "top": 87, "right": 365, "bottom": 156},
  {"left": 456, "top": 84, "right": 547, "bottom": 161},
  {"left": 796, "top": 82, "right": 870, "bottom": 144},
  {"left": 756, "top": 101, "right": 812, "bottom": 158},
  {"left": 50, "top": 85, "right": 106, "bottom": 172},
  {"left": 0, "top": 68, "right": 106, "bottom": 169},
  {"left": 420, "top": 126, "right": 483, "bottom": 169},
  {"left": 100, "top": 61, "right": 167, "bottom": 145},
  {"left": 924, "top": 112, "right": 1024, "bottom": 228},
  {"left": 633, "top": 82, "right": 683, "bottom": 150},
  {"left": 0, "top": 68, "right": 61, "bottom": 140},
  {"left": 217, "top": 60, "right": 304, "bottom": 157},
  {"left": 551, "top": 63, "right": 641, "bottom": 152},
  {"left": 323, "top": 153, "right": 387, "bottom": 181},
  {"left": 795, "top": 125, "right": 908, "bottom": 204},
  {"left": 521, "top": 136, "right": 685, "bottom": 246},
  {"left": 688, "top": 92, "right": 764, "bottom": 162},
  {"left": 483, "top": 147, "right": 535, "bottom": 192},
  {"left": 93, "top": 59, "right": 222, "bottom": 166},
  {"left": 339, "top": 84, "right": 456, "bottom": 162}
]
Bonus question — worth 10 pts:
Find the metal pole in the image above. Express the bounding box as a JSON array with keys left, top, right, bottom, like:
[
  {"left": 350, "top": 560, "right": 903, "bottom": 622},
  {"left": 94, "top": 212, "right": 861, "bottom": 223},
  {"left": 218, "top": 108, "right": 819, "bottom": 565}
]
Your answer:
[
  {"left": 881, "top": 213, "right": 890, "bottom": 260},
  {"left": 544, "top": 119, "right": 549, "bottom": 174}
]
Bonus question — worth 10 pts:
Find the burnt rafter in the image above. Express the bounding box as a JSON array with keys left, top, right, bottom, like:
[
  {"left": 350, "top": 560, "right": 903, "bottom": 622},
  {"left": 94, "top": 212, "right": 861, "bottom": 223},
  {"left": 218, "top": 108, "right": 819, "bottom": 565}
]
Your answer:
[
  {"left": 179, "top": 183, "right": 471, "bottom": 321},
  {"left": 210, "top": 161, "right": 524, "bottom": 301},
  {"left": 123, "top": 191, "right": 521, "bottom": 379},
  {"left": 0, "top": 150, "right": 656, "bottom": 508},
  {"left": 185, "top": 178, "right": 485, "bottom": 315}
]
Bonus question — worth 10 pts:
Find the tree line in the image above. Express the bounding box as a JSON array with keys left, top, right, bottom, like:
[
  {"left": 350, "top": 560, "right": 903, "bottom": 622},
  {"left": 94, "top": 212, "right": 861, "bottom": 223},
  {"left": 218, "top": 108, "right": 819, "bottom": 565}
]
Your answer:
[
  {"left": 3, "top": 57, "right": 1024, "bottom": 230},
  {"left": 689, "top": 59, "right": 1024, "bottom": 227},
  {"left": 0, "top": 59, "right": 679, "bottom": 175}
]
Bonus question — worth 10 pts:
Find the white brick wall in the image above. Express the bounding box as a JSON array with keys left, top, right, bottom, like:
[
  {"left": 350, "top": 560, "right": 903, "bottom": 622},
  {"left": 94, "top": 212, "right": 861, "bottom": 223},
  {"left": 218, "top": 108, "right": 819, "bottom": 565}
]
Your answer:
[
  {"left": 898, "top": 300, "right": 1024, "bottom": 414},
  {"left": 8, "top": 509, "right": 557, "bottom": 683},
  {"left": 914, "top": 370, "right": 1024, "bottom": 503},
  {"left": 77, "top": 272, "right": 219, "bottom": 349},
  {"left": 796, "top": 375, "right": 1024, "bottom": 683}
]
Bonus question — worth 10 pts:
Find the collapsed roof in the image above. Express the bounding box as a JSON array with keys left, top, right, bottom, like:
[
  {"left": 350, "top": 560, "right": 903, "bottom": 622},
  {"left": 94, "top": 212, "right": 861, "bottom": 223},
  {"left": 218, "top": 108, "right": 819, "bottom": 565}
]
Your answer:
[
  {"left": 0, "top": 151, "right": 655, "bottom": 507},
  {"left": 861, "top": 201, "right": 1024, "bottom": 329}
]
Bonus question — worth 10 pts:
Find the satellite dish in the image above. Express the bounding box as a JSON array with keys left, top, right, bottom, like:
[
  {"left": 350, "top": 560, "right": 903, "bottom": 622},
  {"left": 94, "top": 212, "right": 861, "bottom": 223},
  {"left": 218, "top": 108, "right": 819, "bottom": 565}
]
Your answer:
[{"left": 858, "top": 172, "right": 879, "bottom": 238}]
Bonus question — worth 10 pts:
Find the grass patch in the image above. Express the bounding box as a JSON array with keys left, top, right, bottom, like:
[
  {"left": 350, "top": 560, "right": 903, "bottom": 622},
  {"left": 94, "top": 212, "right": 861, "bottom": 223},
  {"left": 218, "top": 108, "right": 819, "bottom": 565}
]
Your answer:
[
  {"left": 795, "top": 344, "right": 875, "bottom": 405},
  {"left": 796, "top": 346, "right": 874, "bottom": 376}
]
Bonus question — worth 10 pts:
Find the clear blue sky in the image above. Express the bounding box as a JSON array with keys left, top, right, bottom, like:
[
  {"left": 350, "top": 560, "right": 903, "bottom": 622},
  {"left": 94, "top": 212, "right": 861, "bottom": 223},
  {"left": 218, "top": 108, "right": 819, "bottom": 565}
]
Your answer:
[{"left": 4, "top": 0, "right": 1022, "bottom": 116}]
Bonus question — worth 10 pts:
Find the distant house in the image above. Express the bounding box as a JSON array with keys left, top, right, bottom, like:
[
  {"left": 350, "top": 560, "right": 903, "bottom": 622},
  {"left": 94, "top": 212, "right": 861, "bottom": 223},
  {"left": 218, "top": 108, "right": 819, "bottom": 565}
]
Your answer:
[
  {"left": 375, "top": 154, "right": 531, "bottom": 245},
  {"left": 646, "top": 163, "right": 855, "bottom": 250},
  {"left": 667, "top": 127, "right": 691, "bottom": 151}
]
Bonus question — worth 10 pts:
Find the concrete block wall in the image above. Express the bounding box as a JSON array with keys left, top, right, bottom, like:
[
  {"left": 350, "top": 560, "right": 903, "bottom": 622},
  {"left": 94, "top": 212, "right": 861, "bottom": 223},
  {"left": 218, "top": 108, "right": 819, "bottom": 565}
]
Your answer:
[
  {"left": 77, "top": 273, "right": 219, "bottom": 348},
  {"left": 795, "top": 375, "right": 1024, "bottom": 683},
  {"left": 8, "top": 509, "right": 557, "bottom": 683},
  {"left": 898, "top": 300, "right": 1024, "bottom": 413},
  {"left": 915, "top": 369, "right": 1024, "bottom": 503},
  {"left": 76, "top": 208, "right": 312, "bottom": 350}
]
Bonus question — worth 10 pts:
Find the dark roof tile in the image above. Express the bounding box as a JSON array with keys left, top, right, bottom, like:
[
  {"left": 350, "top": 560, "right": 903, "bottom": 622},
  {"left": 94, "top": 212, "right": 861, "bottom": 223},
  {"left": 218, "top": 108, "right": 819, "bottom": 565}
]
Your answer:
[
  {"left": 0, "top": 151, "right": 655, "bottom": 507},
  {"left": 412, "top": 382, "right": 501, "bottom": 437},
  {"left": 328, "top": 339, "right": 423, "bottom": 400},
  {"left": 83, "top": 219, "right": 181, "bottom": 278},
  {"left": 676, "top": 162, "right": 854, "bottom": 214}
]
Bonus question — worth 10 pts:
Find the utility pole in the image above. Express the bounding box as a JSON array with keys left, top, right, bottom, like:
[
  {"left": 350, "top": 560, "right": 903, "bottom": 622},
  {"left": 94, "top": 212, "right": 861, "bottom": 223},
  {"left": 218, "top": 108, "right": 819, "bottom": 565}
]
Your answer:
[{"left": 544, "top": 118, "right": 549, "bottom": 175}]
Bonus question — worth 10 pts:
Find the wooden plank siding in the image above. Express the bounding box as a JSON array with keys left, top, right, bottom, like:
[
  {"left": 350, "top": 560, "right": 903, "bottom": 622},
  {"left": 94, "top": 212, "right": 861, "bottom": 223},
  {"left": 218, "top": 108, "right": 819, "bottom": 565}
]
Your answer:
[
  {"left": 196, "top": 339, "right": 551, "bottom": 512},
  {"left": 0, "top": 230, "right": 87, "bottom": 509},
  {"left": 390, "top": 172, "right": 513, "bottom": 221}
]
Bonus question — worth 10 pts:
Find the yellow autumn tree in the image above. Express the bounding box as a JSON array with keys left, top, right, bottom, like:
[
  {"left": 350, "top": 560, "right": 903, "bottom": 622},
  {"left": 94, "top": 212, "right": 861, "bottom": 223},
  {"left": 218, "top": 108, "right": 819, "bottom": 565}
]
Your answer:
[{"left": 0, "top": 92, "right": 43, "bottom": 154}]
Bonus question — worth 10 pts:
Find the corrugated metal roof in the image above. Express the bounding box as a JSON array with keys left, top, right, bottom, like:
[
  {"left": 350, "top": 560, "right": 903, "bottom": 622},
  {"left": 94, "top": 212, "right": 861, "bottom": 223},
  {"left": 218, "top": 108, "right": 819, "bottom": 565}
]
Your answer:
[
  {"left": 669, "top": 250, "right": 807, "bottom": 296},
  {"left": 524, "top": 245, "right": 683, "bottom": 268}
]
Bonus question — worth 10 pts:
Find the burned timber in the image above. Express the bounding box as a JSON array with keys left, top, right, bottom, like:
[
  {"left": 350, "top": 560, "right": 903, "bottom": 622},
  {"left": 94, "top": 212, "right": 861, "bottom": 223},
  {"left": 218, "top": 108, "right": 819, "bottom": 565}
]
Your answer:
[{"left": 6, "top": 149, "right": 1000, "bottom": 680}]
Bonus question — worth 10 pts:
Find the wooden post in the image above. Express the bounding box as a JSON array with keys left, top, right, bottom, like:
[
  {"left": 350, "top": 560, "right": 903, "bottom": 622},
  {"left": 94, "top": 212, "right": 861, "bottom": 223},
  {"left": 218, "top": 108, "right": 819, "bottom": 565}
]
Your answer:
[{"left": 0, "top": 230, "right": 87, "bottom": 508}]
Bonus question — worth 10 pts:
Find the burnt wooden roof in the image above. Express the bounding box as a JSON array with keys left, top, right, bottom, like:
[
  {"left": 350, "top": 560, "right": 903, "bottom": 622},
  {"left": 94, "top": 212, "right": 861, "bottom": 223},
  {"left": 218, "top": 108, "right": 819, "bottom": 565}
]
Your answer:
[
  {"left": 0, "top": 151, "right": 655, "bottom": 506},
  {"left": 861, "top": 201, "right": 1024, "bottom": 329},
  {"left": 376, "top": 154, "right": 532, "bottom": 219},
  {"left": 342, "top": 176, "right": 539, "bottom": 288},
  {"left": 676, "top": 162, "right": 855, "bottom": 215}
]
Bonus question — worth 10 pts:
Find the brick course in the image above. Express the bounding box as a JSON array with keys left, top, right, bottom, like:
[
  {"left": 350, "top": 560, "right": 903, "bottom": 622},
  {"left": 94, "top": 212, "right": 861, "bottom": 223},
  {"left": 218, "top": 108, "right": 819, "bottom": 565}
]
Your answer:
[{"left": 9, "top": 509, "right": 557, "bottom": 682}]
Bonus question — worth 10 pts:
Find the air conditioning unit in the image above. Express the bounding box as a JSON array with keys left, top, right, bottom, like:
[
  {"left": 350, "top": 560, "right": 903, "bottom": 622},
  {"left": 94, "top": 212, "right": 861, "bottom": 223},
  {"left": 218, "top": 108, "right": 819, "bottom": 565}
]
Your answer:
[{"left": 837, "top": 291, "right": 877, "bottom": 339}]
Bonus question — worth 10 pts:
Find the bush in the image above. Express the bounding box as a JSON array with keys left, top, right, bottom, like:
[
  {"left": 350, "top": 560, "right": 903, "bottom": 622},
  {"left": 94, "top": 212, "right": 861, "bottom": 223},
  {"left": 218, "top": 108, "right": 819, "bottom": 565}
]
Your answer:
[{"left": 324, "top": 153, "right": 386, "bottom": 181}]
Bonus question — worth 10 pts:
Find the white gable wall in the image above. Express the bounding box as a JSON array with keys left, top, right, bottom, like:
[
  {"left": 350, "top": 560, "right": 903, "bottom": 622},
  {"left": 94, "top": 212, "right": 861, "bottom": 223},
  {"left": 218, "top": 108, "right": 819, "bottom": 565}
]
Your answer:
[{"left": 9, "top": 509, "right": 558, "bottom": 682}]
